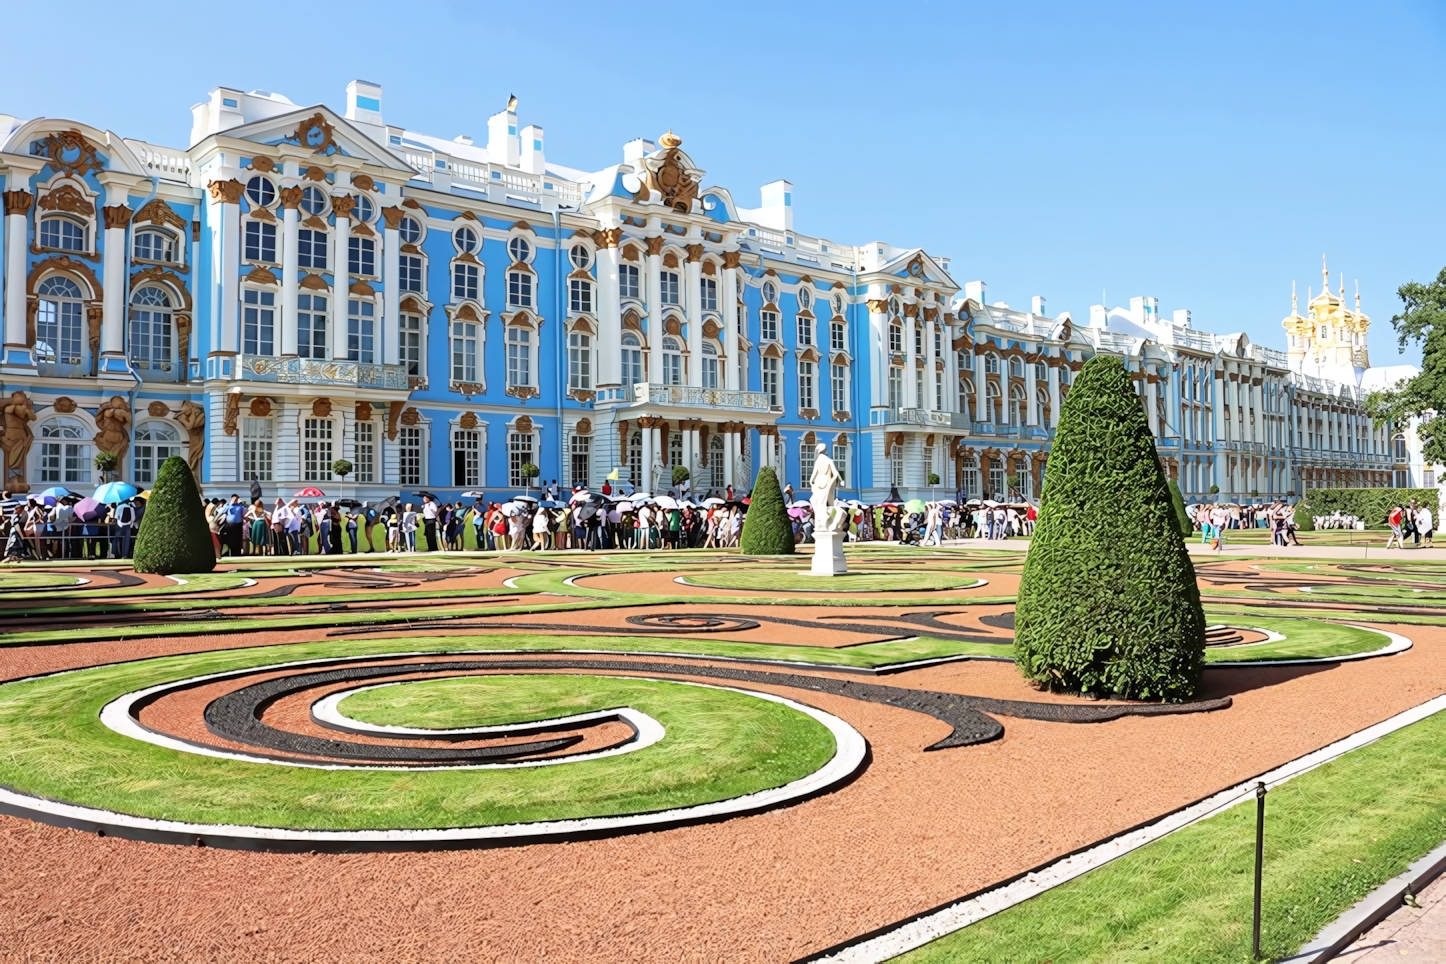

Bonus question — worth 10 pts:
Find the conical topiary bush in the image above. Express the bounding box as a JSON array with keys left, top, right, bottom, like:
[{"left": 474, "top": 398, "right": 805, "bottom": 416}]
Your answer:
[
  {"left": 1167, "top": 478, "right": 1193, "bottom": 540},
  {"left": 739, "top": 465, "right": 795, "bottom": 555},
  {"left": 132, "top": 455, "right": 217, "bottom": 574},
  {"left": 1014, "top": 355, "right": 1205, "bottom": 701}
]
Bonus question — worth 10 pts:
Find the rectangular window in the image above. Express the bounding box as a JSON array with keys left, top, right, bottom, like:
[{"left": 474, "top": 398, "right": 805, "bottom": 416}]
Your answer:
[
  {"left": 354, "top": 420, "right": 375, "bottom": 484},
  {"left": 297, "top": 228, "right": 327, "bottom": 269},
  {"left": 914, "top": 326, "right": 924, "bottom": 357},
  {"left": 508, "top": 270, "right": 533, "bottom": 308},
  {"left": 400, "top": 313, "right": 423, "bottom": 378},
  {"left": 452, "top": 429, "right": 480, "bottom": 486},
  {"left": 703, "top": 352, "right": 719, "bottom": 389},
  {"left": 242, "top": 417, "right": 273, "bottom": 482},
  {"left": 832, "top": 363, "right": 847, "bottom": 413},
  {"left": 507, "top": 326, "right": 531, "bottom": 387},
  {"left": 761, "top": 311, "right": 778, "bottom": 342},
  {"left": 935, "top": 370, "right": 944, "bottom": 410},
  {"left": 400, "top": 254, "right": 423, "bottom": 292},
  {"left": 348, "top": 236, "right": 375, "bottom": 275},
  {"left": 347, "top": 299, "right": 375, "bottom": 363},
  {"left": 39, "top": 440, "right": 91, "bottom": 484},
  {"left": 570, "top": 434, "right": 591, "bottom": 488},
  {"left": 797, "top": 316, "right": 812, "bottom": 346},
  {"left": 134, "top": 230, "right": 174, "bottom": 263},
  {"left": 451, "top": 321, "right": 478, "bottom": 383},
  {"left": 242, "top": 289, "right": 275, "bottom": 355},
  {"left": 989, "top": 464, "right": 1006, "bottom": 498},
  {"left": 831, "top": 321, "right": 846, "bottom": 351},
  {"left": 832, "top": 439, "right": 848, "bottom": 485},
  {"left": 569, "top": 278, "right": 593, "bottom": 314},
  {"left": 619, "top": 264, "right": 640, "bottom": 299},
  {"left": 888, "top": 367, "right": 903, "bottom": 409},
  {"left": 762, "top": 356, "right": 781, "bottom": 409},
  {"left": 297, "top": 294, "right": 327, "bottom": 359},
  {"left": 398, "top": 426, "right": 422, "bottom": 486},
  {"left": 40, "top": 218, "right": 86, "bottom": 252},
  {"left": 915, "top": 370, "right": 925, "bottom": 408},
  {"left": 568, "top": 331, "right": 592, "bottom": 390},
  {"left": 701, "top": 277, "right": 718, "bottom": 311},
  {"left": 453, "top": 262, "right": 478, "bottom": 301},
  {"left": 660, "top": 270, "right": 680, "bottom": 305},
  {"left": 799, "top": 361, "right": 815, "bottom": 410},
  {"left": 36, "top": 299, "right": 83, "bottom": 365},
  {"left": 243, "top": 220, "right": 276, "bottom": 262},
  {"left": 508, "top": 432, "right": 535, "bottom": 487},
  {"left": 303, "top": 418, "right": 334, "bottom": 482}
]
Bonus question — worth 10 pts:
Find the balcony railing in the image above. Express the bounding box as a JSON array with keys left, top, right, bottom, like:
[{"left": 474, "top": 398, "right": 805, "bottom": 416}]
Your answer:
[
  {"left": 880, "top": 408, "right": 971, "bottom": 430},
  {"left": 242, "top": 355, "right": 410, "bottom": 390},
  {"left": 631, "top": 383, "right": 771, "bottom": 411}
]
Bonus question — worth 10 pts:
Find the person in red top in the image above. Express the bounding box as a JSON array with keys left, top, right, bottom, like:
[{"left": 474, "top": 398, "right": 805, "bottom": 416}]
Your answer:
[
  {"left": 1386, "top": 505, "right": 1405, "bottom": 550},
  {"left": 1025, "top": 503, "right": 1038, "bottom": 536}
]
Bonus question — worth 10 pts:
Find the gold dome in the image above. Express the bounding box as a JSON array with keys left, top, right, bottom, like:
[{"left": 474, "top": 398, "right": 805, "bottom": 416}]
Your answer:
[{"left": 658, "top": 129, "right": 682, "bottom": 150}]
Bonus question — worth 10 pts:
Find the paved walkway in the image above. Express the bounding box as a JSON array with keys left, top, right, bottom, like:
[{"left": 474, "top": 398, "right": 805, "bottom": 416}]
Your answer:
[
  {"left": 939, "top": 536, "right": 1446, "bottom": 561},
  {"left": 1336, "top": 874, "right": 1446, "bottom": 962}
]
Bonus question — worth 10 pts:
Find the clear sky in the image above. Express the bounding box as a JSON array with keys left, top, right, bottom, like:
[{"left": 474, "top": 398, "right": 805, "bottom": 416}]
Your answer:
[{"left": 2, "top": 0, "right": 1440, "bottom": 366}]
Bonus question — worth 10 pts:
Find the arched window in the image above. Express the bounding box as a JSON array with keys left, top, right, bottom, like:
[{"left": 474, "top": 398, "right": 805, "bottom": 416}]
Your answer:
[
  {"left": 398, "top": 216, "right": 423, "bottom": 244},
  {"left": 508, "top": 236, "right": 532, "bottom": 263},
  {"left": 1036, "top": 389, "right": 1049, "bottom": 420},
  {"left": 627, "top": 430, "right": 643, "bottom": 485},
  {"left": 831, "top": 361, "right": 848, "bottom": 413},
  {"left": 346, "top": 297, "right": 375, "bottom": 363},
  {"left": 798, "top": 287, "right": 812, "bottom": 311},
  {"left": 985, "top": 353, "right": 1000, "bottom": 374},
  {"left": 569, "top": 329, "right": 593, "bottom": 390},
  {"left": 351, "top": 194, "right": 375, "bottom": 225},
  {"left": 245, "top": 176, "right": 275, "bottom": 207},
  {"left": 507, "top": 325, "right": 532, "bottom": 387},
  {"left": 1010, "top": 356, "right": 1024, "bottom": 378},
  {"left": 39, "top": 217, "right": 86, "bottom": 252},
  {"left": 702, "top": 341, "right": 720, "bottom": 389},
  {"left": 134, "top": 228, "right": 176, "bottom": 263},
  {"left": 38, "top": 418, "right": 90, "bottom": 484},
  {"left": 35, "top": 276, "right": 83, "bottom": 365},
  {"left": 763, "top": 281, "right": 777, "bottom": 304},
  {"left": 1009, "top": 383, "right": 1026, "bottom": 426},
  {"left": 133, "top": 422, "right": 180, "bottom": 485},
  {"left": 708, "top": 434, "right": 725, "bottom": 488},
  {"left": 986, "top": 381, "right": 1002, "bottom": 420},
  {"left": 662, "top": 335, "right": 684, "bottom": 386},
  {"left": 889, "top": 441, "right": 903, "bottom": 486},
  {"left": 958, "top": 376, "right": 974, "bottom": 416},
  {"left": 570, "top": 244, "right": 592, "bottom": 270},
  {"left": 454, "top": 227, "right": 479, "bottom": 254},
  {"left": 621, "top": 331, "right": 645, "bottom": 387},
  {"left": 129, "top": 286, "right": 173, "bottom": 371},
  {"left": 299, "top": 186, "right": 328, "bottom": 216}
]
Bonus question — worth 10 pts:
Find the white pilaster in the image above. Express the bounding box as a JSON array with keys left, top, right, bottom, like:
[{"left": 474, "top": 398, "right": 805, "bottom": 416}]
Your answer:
[
  {"left": 1025, "top": 355, "right": 1039, "bottom": 426},
  {"left": 280, "top": 199, "right": 299, "bottom": 355},
  {"left": 382, "top": 217, "right": 399, "bottom": 366},
  {"left": 597, "top": 238, "right": 621, "bottom": 387},
  {"left": 974, "top": 350, "right": 989, "bottom": 422},
  {"left": 331, "top": 206, "right": 350, "bottom": 361},
  {"left": 2, "top": 198, "right": 30, "bottom": 365},
  {"left": 646, "top": 242, "right": 663, "bottom": 386},
  {"left": 1047, "top": 360, "right": 1060, "bottom": 428},
  {"left": 903, "top": 312, "right": 918, "bottom": 409},
  {"left": 685, "top": 249, "right": 702, "bottom": 387},
  {"left": 722, "top": 255, "right": 739, "bottom": 390}
]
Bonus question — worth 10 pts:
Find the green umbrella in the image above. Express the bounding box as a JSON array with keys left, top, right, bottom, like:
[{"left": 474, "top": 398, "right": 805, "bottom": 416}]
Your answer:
[{"left": 905, "top": 499, "right": 927, "bottom": 513}]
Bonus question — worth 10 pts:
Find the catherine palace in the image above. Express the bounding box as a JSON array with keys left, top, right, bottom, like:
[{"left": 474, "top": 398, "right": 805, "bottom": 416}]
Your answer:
[{"left": 0, "top": 80, "right": 1426, "bottom": 503}]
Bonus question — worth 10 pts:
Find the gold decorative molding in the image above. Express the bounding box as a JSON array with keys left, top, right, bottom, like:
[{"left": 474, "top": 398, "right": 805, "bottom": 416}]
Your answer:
[
  {"left": 129, "top": 266, "right": 193, "bottom": 310},
  {"left": 459, "top": 411, "right": 478, "bottom": 430},
  {"left": 27, "top": 255, "right": 102, "bottom": 302},
  {"left": 3, "top": 190, "right": 33, "bottom": 216},
  {"left": 453, "top": 381, "right": 483, "bottom": 396},
  {"left": 331, "top": 195, "right": 356, "bottom": 218},
  {"left": 302, "top": 167, "right": 328, "bottom": 182},
  {"left": 247, "top": 205, "right": 276, "bottom": 223},
  {"left": 134, "top": 197, "right": 187, "bottom": 229},
  {"left": 279, "top": 185, "right": 303, "bottom": 210},
  {"left": 102, "top": 204, "right": 133, "bottom": 230},
  {"left": 867, "top": 299, "right": 888, "bottom": 313},
  {"left": 594, "top": 227, "right": 622, "bottom": 248},
  {"left": 575, "top": 418, "right": 593, "bottom": 435},
  {"left": 685, "top": 243, "right": 704, "bottom": 263},
  {"left": 514, "top": 415, "right": 535, "bottom": 434},
  {"left": 350, "top": 222, "right": 374, "bottom": 238},
  {"left": 147, "top": 400, "right": 169, "bottom": 418},
  {"left": 349, "top": 280, "right": 375, "bottom": 296},
  {"left": 39, "top": 185, "right": 94, "bottom": 217},
  {"left": 381, "top": 206, "right": 405, "bottom": 230},
  {"left": 722, "top": 251, "right": 741, "bottom": 269},
  {"left": 289, "top": 112, "right": 340, "bottom": 155},
  {"left": 250, "top": 397, "right": 272, "bottom": 417},
  {"left": 53, "top": 397, "right": 77, "bottom": 414},
  {"left": 387, "top": 401, "right": 405, "bottom": 440},
  {"left": 645, "top": 236, "right": 665, "bottom": 257},
  {"left": 301, "top": 214, "right": 327, "bottom": 230},
  {"left": 208, "top": 179, "right": 244, "bottom": 205},
  {"left": 224, "top": 393, "right": 241, "bottom": 436},
  {"left": 352, "top": 173, "right": 375, "bottom": 192},
  {"left": 299, "top": 273, "right": 328, "bottom": 291},
  {"left": 311, "top": 397, "right": 333, "bottom": 418},
  {"left": 35, "top": 130, "right": 103, "bottom": 177},
  {"left": 507, "top": 385, "right": 541, "bottom": 400},
  {"left": 245, "top": 265, "right": 279, "bottom": 286}
]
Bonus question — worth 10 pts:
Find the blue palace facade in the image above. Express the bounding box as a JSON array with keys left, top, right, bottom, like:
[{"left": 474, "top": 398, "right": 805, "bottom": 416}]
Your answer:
[{"left": 0, "top": 80, "right": 1414, "bottom": 503}]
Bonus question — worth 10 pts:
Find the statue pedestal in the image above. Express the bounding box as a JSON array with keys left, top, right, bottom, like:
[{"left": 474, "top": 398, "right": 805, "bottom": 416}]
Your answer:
[{"left": 809, "top": 530, "right": 848, "bottom": 576}]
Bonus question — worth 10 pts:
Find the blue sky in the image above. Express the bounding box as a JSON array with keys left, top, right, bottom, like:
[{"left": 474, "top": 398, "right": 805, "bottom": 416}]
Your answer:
[{"left": 2, "top": 0, "right": 1440, "bottom": 366}]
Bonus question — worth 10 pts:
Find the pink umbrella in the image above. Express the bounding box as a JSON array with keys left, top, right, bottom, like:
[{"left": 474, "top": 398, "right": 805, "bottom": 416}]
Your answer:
[
  {"left": 73, "top": 497, "right": 106, "bottom": 522},
  {"left": 294, "top": 487, "right": 326, "bottom": 498}
]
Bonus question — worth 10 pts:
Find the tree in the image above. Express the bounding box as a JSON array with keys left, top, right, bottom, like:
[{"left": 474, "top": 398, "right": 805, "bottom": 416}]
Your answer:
[
  {"left": 132, "top": 455, "right": 216, "bottom": 574},
  {"left": 739, "top": 465, "right": 795, "bottom": 555},
  {"left": 1364, "top": 267, "right": 1446, "bottom": 463},
  {"left": 1013, "top": 355, "right": 1205, "bottom": 701},
  {"left": 672, "top": 465, "right": 691, "bottom": 486},
  {"left": 1167, "top": 478, "right": 1192, "bottom": 540},
  {"left": 331, "top": 459, "right": 354, "bottom": 481},
  {"left": 93, "top": 451, "right": 119, "bottom": 483},
  {"left": 520, "top": 461, "right": 540, "bottom": 492}
]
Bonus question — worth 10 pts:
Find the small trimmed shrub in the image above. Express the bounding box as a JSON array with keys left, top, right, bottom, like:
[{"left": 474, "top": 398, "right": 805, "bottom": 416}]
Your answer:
[
  {"left": 672, "top": 465, "right": 691, "bottom": 486},
  {"left": 331, "top": 459, "right": 354, "bottom": 480},
  {"left": 1013, "top": 355, "right": 1205, "bottom": 701},
  {"left": 739, "top": 466, "right": 795, "bottom": 555},
  {"left": 1167, "top": 479, "right": 1192, "bottom": 539},
  {"left": 928, "top": 472, "right": 941, "bottom": 485},
  {"left": 132, "top": 455, "right": 216, "bottom": 574},
  {"left": 1296, "top": 488, "right": 1437, "bottom": 528},
  {"left": 93, "top": 451, "right": 119, "bottom": 481}
]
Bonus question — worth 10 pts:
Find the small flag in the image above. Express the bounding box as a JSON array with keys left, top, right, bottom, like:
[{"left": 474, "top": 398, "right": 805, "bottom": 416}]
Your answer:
[{"left": 607, "top": 467, "right": 620, "bottom": 480}]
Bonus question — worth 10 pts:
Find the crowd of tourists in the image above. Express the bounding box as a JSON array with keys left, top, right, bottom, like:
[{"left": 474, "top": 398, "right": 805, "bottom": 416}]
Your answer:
[{"left": 1189, "top": 500, "right": 1303, "bottom": 550}]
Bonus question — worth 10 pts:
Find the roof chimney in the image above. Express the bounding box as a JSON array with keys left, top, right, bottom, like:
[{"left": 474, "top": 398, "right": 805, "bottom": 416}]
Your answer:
[
  {"left": 623, "top": 137, "right": 655, "bottom": 163},
  {"left": 964, "top": 281, "right": 986, "bottom": 305},
  {"left": 346, "top": 80, "right": 383, "bottom": 126},
  {"left": 488, "top": 102, "right": 520, "bottom": 168},
  {"left": 1031, "top": 295, "right": 1046, "bottom": 315}
]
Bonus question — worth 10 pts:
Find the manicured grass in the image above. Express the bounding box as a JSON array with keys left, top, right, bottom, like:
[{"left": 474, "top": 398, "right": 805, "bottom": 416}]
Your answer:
[
  {"left": 1203, "top": 617, "right": 1392, "bottom": 663},
  {"left": 0, "top": 571, "right": 83, "bottom": 590},
  {"left": 677, "top": 571, "right": 986, "bottom": 592},
  {"left": 0, "top": 645, "right": 837, "bottom": 830},
  {"left": 893, "top": 707, "right": 1446, "bottom": 963},
  {"left": 0, "top": 570, "right": 251, "bottom": 600}
]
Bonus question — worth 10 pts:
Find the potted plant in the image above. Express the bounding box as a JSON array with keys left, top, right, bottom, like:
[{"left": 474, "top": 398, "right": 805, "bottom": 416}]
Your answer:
[{"left": 94, "top": 451, "right": 119, "bottom": 483}]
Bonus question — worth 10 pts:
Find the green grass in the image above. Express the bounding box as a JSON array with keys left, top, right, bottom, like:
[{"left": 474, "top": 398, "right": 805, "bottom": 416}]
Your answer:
[
  {"left": 0, "top": 571, "right": 83, "bottom": 590},
  {"left": 0, "top": 570, "right": 251, "bottom": 600},
  {"left": 1203, "top": 617, "right": 1391, "bottom": 663},
  {"left": 893, "top": 707, "right": 1446, "bottom": 963},
  {"left": 677, "top": 571, "right": 986, "bottom": 592},
  {"left": 0, "top": 644, "right": 837, "bottom": 830}
]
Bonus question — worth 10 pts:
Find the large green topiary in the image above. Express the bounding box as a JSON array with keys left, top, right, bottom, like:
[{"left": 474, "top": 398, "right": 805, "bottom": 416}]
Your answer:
[
  {"left": 132, "top": 456, "right": 217, "bottom": 574},
  {"left": 1167, "top": 479, "right": 1192, "bottom": 540},
  {"left": 1014, "top": 355, "right": 1205, "bottom": 701},
  {"left": 739, "top": 466, "right": 795, "bottom": 555}
]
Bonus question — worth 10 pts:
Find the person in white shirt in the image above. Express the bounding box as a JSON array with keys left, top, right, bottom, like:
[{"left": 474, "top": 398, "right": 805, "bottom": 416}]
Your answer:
[
  {"left": 421, "top": 495, "right": 439, "bottom": 552},
  {"left": 1417, "top": 505, "right": 1434, "bottom": 548}
]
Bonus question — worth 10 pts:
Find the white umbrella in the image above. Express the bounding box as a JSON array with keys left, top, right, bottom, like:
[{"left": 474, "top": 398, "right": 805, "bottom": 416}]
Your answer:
[
  {"left": 702, "top": 497, "right": 725, "bottom": 507},
  {"left": 570, "top": 490, "right": 592, "bottom": 503},
  {"left": 655, "top": 495, "right": 679, "bottom": 509},
  {"left": 630, "top": 492, "right": 652, "bottom": 500},
  {"left": 500, "top": 502, "right": 524, "bottom": 517},
  {"left": 513, "top": 494, "right": 539, "bottom": 504},
  {"left": 616, "top": 501, "right": 635, "bottom": 512},
  {"left": 789, "top": 499, "right": 811, "bottom": 508}
]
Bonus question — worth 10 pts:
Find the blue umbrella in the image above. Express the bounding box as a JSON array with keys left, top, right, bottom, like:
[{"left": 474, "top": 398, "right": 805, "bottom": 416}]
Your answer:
[
  {"left": 94, "top": 481, "right": 138, "bottom": 503},
  {"left": 38, "top": 486, "right": 72, "bottom": 500}
]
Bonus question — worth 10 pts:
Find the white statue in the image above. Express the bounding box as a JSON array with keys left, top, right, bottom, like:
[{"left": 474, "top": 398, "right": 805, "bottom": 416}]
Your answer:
[{"left": 808, "top": 444, "right": 847, "bottom": 576}]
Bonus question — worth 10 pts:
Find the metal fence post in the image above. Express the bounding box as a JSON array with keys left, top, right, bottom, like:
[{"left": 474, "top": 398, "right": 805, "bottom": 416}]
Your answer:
[{"left": 1254, "top": 780, "right": 1267, "bottom": 960}]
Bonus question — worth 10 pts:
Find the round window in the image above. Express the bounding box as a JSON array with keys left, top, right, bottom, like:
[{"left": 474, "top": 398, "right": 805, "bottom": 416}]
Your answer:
[
  {"left": 762, "top": 281, "right": 777, "bottom": 303},
  {"left": 352, "top": 194, "right": 375, "bottom": 223},
  {"left": 570, "top": 244, "right": 591, "bottom": 270},
  {"left": 799, "top": 288, "right": 811, "bottom": 310},
  {"left": 455, "top": 227, "right": 478, "bottom": 254},
  {"left": 299, "top": 186, "right": 327, "bottom": 216},
  {"left": 509, "top": 236, "right": 532, "bottom": 262},
  {"left": 399, "top": 217, "right": 422, "bottom": 244},
  {"left": 245, "top": 176, "right": 275, "bottom": 207}
]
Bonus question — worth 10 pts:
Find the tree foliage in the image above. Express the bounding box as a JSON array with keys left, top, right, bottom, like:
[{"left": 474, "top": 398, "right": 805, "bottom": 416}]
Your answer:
[
  {"left": 1364, "top": 267, "right": 1446, "bottom": 464},
  {"left": 1297, "top": 487, "right": 1437, "bottom": 527},
  {"left": 1167, "top": 479, "right": 1193, "bottom": 540},
  {"left": 739, "top": 466, "right": 795, "bottom": 555},
  {"left": 132, "top": 456, "right": 216, "bottom": 574},
  {"left": 1014, "top": 355, "right": 1205, "bottom": 701}
]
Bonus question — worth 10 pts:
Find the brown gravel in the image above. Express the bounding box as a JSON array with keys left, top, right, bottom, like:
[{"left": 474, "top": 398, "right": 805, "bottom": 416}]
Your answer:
[{"left": 0, "top": 563, "right": 1442, "bottom": 963}]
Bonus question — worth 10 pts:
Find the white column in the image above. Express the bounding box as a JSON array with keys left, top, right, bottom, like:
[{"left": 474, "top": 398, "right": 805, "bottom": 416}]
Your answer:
[
  {"left": 646, "top": 241, "right": 663, "bottom": 385},
  {"left": 723, "top": 430, "right": 736, "bottom": 487},
  {"left": 3, "top": 192, "right": 31, "bottom": 362},
  {"left": 650, "top": 426, "right": 663, "bottom": 488},
  {"left": 331, "top": 199, "right": 351, "bottom": 362},
  {"left": 974, "top": 350, "right": 989, "bottom": 422},
  {"left": 944, "top": 328, "right": 959, "bottom": 412},
  {"left": 597, "top": 236, "right": 622, "bottom": 387},
  {"left": 685, "top": 247, "right": 703, "bottom": 386},
  {"left": 867, "top": 295, "right": 887, "bottom": 407},
  {"left": 923, "top": 319, "right": 937, "bottom": 411},
  {"left": 1025, "top": 356, "right": 1039, "bottom": 426},
  {"left": 722, "top": 255, "right": 740, "bottom": 390},
  {"left": 382, "top": 214, "right": 400, "bottom": 366},
  {"left": 903, "top": 312, "right": 918, "bottom": 409},
  {"left": 1047, "top": 361, "right": 1061, "bottom": 428},
  {"left": 280, "top": 196, "right": 299, "bottom": 356},
  {"left": 99, "top": 207, "right": 128, "bottom": 364},
  {"left": 1146, "top": 377, "right": 1159, "bottom": 437},
  {"left": 639, "top": 423, "right": 653, "bottom": 489},
  {"left": 214, "top": 181, "right": 242, "bottom": 356}
]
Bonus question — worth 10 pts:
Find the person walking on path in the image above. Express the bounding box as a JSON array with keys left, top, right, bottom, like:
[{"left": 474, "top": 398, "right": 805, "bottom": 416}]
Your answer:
[
  {"left": 1386, "top": 505, "right": 1405, "bottom": 550},
  {"left": 1417, "top": 503, "right": 1434, "bottom": 549},
  {"left": 421, "top": 495, "right": 438, "bottom": 552}
]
